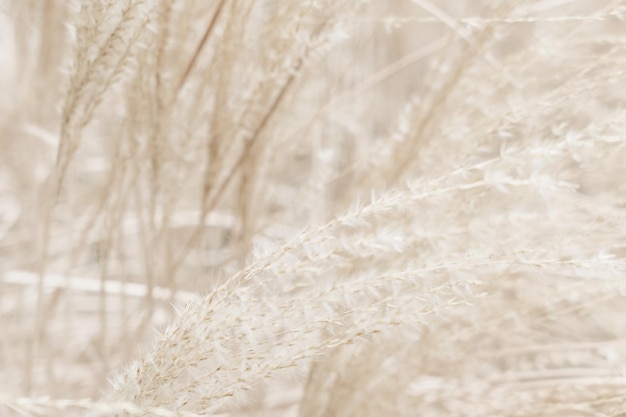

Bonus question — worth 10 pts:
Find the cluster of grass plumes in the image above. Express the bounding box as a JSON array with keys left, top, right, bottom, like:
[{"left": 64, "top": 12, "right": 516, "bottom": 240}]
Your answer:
[{"left": 2, "top": 0, "right": 626, "bottom": 416}]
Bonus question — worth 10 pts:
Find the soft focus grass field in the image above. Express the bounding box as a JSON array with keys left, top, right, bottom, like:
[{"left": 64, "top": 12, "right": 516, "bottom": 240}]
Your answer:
[{"left": 1, "top": 1, "right": 626, "bottom": 416}]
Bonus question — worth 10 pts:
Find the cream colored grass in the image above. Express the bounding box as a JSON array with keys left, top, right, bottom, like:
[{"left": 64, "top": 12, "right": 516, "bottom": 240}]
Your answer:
[{"left": 2, "top": 0, "right": 626, "bottom": 416}]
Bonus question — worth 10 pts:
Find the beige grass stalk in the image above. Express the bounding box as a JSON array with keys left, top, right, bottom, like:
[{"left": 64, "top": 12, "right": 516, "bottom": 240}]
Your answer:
[{"left": 2, "top": 0, "right": 626, "bottom": 416}]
